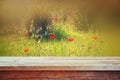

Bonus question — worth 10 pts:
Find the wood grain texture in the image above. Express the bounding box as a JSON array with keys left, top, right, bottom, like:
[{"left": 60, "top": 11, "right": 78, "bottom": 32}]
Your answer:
[
  {"left": 0, "top": 57, "right": 120, "bottom": 71},
  {"left": 0, "top": 71, "right": 120, "bottom": 80}
]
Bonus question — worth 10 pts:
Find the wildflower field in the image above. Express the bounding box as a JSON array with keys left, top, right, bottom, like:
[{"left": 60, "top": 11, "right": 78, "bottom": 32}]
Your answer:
[{"left": 0, "top": 0, "right": 120, "bottom": 56}]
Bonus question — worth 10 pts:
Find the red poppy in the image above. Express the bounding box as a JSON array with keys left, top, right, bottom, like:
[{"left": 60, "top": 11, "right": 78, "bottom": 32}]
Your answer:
[
  {"left": 50, "top": 35, "right": 56, "bottom": 40},
  {"left": 54, "top": 17, "right": 59, "bottom": 21},
  {"left": 24, "top": 49, "right": 29, "bottom": 53},
  {"left": 88, "top": 46, "right": 91, "bottom": 50},
  {"left": 68, "top": 38, "right": 74, "bottom": 42},
  {"left": 25, "top": 33, "right": 29, "bottom": 37},
  {"left": 93, "top": 36, "right": 98, "bottom": 40}
]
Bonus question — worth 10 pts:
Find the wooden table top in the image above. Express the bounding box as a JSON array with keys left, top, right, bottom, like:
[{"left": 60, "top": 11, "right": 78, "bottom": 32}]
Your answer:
[{"left": 0, "top": 57, "right": 120, "bottom": 71}]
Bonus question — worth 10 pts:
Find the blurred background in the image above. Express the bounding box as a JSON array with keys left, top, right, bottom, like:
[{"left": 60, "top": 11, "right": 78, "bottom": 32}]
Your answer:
[{"left": 0, "top": 0, "right": 120, "bottom": 56}]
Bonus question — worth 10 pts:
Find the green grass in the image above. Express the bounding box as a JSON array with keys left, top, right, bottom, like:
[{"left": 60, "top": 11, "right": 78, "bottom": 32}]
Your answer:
[
  {"left": 0, "top": 30, "right": 105, "bottom": 56},
  {"left": 0, "top": 18, "right": 119, "bottom": 56}
]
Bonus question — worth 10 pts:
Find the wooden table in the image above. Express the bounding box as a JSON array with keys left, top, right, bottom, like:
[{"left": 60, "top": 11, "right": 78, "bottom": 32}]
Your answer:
[{"left": 0, "top": 57, "right": 120, "bottom": 80}]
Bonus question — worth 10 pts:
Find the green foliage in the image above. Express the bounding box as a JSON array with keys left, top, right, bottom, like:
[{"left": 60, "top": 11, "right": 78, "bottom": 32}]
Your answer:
[
  {"left": 43, "top": 28, "right": 69, "bottom": 41},
  {"left": 53, "top": 28, "right": 68, "bottom": 40}
]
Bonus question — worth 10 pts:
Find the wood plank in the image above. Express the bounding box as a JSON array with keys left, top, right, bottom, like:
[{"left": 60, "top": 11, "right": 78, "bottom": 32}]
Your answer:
[
  {"left": 0, "top": 71, "right": 120, "bottom": 80},
  {"left": 0, "top": 57, "right": 120, "bottom": 71}
]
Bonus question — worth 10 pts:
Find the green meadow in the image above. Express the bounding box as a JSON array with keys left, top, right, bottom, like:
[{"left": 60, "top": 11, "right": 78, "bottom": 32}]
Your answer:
[{"left": 0, "top": 0, "right": 120, "bottom": 56}]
